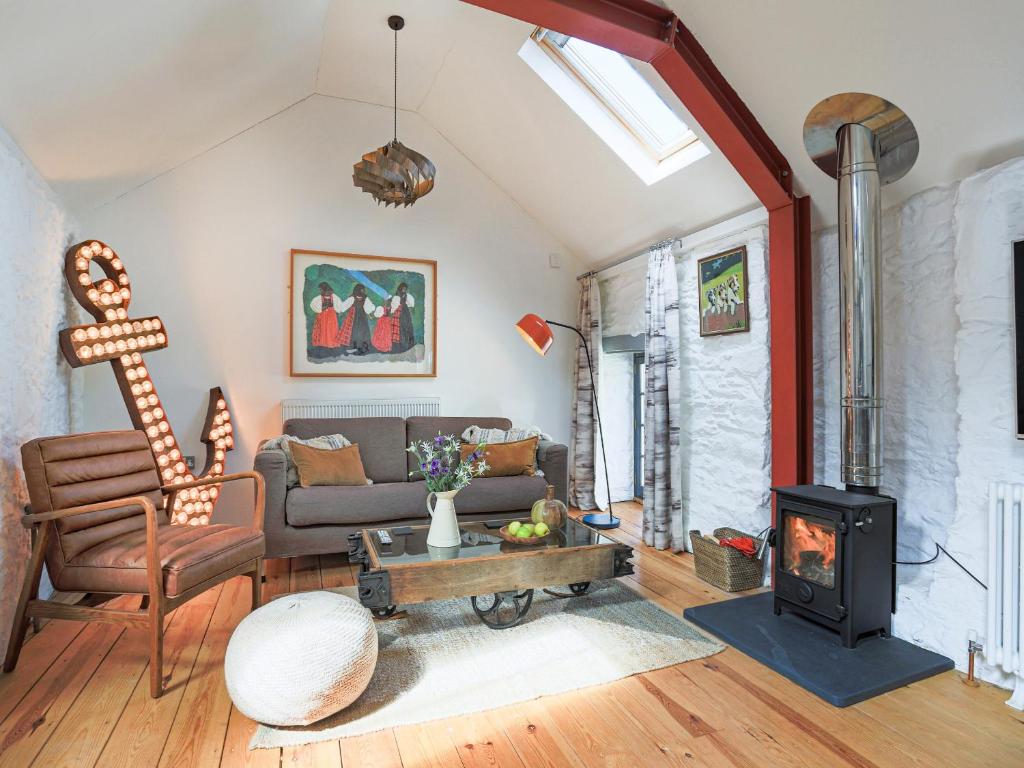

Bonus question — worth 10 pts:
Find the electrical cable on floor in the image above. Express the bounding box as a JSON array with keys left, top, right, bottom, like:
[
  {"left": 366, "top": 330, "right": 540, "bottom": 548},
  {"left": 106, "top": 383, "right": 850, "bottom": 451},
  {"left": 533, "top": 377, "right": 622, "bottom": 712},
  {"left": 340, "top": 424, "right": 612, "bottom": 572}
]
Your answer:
[{"left": 895, "top": 543, "right": 987, "bottom": 590}]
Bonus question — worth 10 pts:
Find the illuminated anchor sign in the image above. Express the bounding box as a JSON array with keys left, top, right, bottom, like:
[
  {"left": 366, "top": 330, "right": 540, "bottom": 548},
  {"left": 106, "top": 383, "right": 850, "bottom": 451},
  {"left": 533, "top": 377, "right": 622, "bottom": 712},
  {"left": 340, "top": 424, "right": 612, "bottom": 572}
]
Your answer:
[{"left": 58, "top": 240, "right": 235, "bottom": 525}]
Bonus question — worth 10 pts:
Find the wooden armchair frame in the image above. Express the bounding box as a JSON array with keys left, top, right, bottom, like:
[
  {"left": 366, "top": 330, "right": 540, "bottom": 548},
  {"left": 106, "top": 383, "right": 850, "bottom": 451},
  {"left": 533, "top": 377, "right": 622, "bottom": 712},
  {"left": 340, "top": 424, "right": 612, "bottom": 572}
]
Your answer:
[{"left": 3, "top": 471, "right": 265, "bottom": 698}]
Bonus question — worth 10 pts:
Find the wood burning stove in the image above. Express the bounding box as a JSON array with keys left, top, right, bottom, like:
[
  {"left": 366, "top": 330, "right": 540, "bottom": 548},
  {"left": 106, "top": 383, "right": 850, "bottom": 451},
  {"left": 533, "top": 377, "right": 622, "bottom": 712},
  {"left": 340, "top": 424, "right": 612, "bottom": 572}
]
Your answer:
[
  {"left": 767, "top": 95, "right": 919, "bottom": 648},
  {"left": 773, "top": 485, "right": 896, "bottom": 648}
]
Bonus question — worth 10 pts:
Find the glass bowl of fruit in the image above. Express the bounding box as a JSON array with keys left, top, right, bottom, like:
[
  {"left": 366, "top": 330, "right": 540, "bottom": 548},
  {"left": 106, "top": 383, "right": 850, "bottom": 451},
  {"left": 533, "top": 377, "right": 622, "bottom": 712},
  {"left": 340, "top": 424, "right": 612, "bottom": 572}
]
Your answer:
[{"left": 498, "top": 519, "right": 552, "bottom": 544}]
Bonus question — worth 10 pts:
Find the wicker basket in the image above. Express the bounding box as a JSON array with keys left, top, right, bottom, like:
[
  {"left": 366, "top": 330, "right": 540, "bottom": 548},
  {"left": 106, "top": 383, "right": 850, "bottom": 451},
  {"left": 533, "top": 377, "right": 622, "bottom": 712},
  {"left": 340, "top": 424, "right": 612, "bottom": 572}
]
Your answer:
[{"left": 689, "top": 527, "right": 765, "bottom": 592}]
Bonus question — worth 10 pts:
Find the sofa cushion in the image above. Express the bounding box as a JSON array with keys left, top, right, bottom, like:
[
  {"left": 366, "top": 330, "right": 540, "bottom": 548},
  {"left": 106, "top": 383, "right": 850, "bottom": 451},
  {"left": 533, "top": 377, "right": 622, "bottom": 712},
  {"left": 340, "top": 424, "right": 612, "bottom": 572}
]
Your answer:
[
  {"left": 291, "top": 442, "right": 369, "bottom": 487},
  {"left": 439, "top": 475, "right": 549, "bottom": 515},
  {"left": 406, "top": 417, "right": 511, "bottom": 477},
  {"left": 460, "top": 437, "right": 538, "bottom": 477},
  {"left": 286, "top": 482, "right": 429, "bottom": 528},
  {"left": 284, "top": 418, "right": 407, "bottom": 483}
]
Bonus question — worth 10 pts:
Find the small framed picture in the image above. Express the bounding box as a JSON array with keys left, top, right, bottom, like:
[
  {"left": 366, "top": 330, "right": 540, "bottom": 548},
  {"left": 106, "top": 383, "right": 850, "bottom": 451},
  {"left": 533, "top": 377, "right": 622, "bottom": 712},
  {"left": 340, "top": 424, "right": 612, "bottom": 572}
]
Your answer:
[
  {"left": 697, "top": 246, "right": 750, "bottom": 337},
  {"left": 290, "top": 249, "right": 437, "bottom": 377}
]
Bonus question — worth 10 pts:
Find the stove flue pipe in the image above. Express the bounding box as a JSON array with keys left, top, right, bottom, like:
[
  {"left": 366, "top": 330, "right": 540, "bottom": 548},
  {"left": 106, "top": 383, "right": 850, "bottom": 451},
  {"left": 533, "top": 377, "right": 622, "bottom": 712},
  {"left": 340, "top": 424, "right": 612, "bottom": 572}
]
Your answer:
[
  {"left": 837, "top": 123, "right": 883, "bottom": 490},
  {"left": 803, "top": 93, "right": 919, "bottom": 492}
]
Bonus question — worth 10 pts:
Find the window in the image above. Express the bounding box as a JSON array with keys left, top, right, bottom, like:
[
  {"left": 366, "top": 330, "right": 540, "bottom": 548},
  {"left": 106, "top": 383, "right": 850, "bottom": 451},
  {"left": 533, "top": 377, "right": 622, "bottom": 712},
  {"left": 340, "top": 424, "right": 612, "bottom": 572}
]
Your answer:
[
  {"left": 520, "top": 28, "right": 708, "bottom": 185},
  {"left": 633, "top": 352, "right": 645, "bottom": 499}
]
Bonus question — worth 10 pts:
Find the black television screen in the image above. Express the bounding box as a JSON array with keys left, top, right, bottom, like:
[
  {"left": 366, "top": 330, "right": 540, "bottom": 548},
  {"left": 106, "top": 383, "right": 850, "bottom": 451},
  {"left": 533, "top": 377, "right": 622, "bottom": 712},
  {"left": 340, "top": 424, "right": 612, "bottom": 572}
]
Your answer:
[{"left": 1016, "top": 240, "right": 1024, "bottom": 438}]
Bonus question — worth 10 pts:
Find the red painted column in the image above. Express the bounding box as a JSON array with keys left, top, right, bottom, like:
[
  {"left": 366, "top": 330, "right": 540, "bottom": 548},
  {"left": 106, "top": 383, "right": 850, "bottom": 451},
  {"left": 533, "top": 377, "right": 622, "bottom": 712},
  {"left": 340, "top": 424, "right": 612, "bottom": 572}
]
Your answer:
[
  {"left": 796, "top": 195, "right": 814, "bottom": 483},
  {"left": 768, "top": 203, "right": 800, "bottom": 487}
]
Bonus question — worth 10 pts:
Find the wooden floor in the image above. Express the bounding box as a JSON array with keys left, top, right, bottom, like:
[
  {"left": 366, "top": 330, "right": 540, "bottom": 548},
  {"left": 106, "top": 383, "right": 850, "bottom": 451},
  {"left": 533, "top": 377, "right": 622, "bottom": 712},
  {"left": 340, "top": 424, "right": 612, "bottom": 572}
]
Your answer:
[{"left": 1, "top": 502, "right": 1021, "bottom": 768}]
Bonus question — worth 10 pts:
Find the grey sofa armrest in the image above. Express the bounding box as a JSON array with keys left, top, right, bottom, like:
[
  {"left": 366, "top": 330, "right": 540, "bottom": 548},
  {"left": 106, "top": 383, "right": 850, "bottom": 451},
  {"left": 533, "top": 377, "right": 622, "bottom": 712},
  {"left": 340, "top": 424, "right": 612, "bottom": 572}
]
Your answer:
[
  {"left": 254, "top": 449, "right": 288, "bottom": 556},
  {"left": 537, "top": 440, "right": 569, "bottom": 506}
]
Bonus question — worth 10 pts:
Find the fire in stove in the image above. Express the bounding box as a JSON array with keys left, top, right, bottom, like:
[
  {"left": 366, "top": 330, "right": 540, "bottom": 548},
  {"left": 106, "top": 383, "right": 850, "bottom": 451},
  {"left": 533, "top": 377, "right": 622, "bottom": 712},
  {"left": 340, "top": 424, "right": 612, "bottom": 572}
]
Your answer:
[{"left": 782, "top": 515, "right": 836, "bottom": 589}]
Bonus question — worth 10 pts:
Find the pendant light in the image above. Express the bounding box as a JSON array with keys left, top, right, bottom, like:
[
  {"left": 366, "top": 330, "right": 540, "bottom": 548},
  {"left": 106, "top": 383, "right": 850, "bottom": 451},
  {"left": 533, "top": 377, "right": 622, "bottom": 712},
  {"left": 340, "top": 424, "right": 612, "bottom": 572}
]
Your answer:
[{"left": 352, "top": 15, "right": 436, "bottom": 207}]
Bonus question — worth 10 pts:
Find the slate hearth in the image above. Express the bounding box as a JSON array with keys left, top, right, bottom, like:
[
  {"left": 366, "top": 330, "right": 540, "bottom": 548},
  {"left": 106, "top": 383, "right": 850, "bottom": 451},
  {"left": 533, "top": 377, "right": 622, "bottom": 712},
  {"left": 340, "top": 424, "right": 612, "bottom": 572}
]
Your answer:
[{"left": 684, "top": 592, "right": 954, "bottom": 707}]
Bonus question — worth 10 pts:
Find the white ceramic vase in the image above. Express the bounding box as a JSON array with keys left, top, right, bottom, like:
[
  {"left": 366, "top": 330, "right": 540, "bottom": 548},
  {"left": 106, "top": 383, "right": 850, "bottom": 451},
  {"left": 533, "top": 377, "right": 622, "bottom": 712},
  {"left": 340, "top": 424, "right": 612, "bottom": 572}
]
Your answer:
[{"left": 426, "top": 489, "right": 462, "bottom": 548}]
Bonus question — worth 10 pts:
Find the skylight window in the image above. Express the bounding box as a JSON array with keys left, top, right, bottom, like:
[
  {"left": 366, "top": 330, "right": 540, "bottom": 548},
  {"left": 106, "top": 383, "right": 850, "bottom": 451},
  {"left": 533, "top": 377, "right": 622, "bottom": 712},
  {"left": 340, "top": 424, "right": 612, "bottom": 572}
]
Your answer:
[{"left": 520, "top": 28, "right": 708, "bottom": 184}]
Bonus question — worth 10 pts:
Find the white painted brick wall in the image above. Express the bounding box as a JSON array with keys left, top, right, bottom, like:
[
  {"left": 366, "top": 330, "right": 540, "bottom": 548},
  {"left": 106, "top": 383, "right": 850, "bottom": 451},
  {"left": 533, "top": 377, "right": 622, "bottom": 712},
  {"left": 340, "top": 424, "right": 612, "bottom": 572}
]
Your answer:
[
  {"left": 0, "top": 126, "right": 74, "bottom": 652},
  {"left": 678, "top": 224, "right": 772, "bottom": 544},
  {"left": 814, "top": 155, "right": 1024, "bottom": 689}
]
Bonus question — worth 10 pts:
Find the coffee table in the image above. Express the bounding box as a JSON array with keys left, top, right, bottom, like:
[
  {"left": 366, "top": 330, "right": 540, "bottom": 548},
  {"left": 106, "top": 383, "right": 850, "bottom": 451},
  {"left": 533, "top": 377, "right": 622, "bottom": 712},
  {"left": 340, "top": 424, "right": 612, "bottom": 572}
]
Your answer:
[{"left": 347, "top": 517, "right": 634, "bottom": 629}]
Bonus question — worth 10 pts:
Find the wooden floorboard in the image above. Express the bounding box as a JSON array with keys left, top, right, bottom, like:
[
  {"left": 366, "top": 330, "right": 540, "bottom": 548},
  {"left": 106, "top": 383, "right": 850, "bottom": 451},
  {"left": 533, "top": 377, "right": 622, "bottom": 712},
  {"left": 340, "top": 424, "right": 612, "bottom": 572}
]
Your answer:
[{"left": 0, "top": 501, "right": 1017, "bottom": 768}]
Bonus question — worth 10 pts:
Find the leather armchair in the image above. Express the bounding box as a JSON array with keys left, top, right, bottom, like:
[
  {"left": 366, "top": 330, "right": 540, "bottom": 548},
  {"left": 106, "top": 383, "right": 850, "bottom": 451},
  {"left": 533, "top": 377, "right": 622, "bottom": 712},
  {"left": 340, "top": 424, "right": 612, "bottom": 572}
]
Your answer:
[{"left": 3, "top": 430, "right": 265, "bottom": 698}]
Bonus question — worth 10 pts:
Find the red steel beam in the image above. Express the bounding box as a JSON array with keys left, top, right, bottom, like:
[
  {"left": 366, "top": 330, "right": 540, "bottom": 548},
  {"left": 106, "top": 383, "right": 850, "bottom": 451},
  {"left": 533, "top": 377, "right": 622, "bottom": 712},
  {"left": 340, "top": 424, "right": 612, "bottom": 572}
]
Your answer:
[
  {"left": 464, "top": 0, "right": 675, "bottom": 61},
  {"left": 462, "top": 0, "right": 813, "bottom": 487},
  {"left": 796, "top": 195, "right": 814, "bottom": 482},
  {"left": 654, "top": 20, "right": 793, "bottom": 211}
]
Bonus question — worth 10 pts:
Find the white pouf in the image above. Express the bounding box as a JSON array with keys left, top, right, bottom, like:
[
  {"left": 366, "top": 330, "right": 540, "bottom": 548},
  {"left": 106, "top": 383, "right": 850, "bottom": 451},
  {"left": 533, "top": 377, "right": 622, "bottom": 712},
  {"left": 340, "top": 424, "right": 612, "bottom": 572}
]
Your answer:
[{"left": 225, "top": 591, "right": 378, "bottom": 726}]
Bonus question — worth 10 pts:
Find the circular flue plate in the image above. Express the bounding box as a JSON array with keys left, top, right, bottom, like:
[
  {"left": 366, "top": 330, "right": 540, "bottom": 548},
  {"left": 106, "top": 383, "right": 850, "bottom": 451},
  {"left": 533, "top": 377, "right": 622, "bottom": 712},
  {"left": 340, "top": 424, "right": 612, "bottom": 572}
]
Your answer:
[{"left": 803, "top": 92, "right": 918, "bottom": 184}]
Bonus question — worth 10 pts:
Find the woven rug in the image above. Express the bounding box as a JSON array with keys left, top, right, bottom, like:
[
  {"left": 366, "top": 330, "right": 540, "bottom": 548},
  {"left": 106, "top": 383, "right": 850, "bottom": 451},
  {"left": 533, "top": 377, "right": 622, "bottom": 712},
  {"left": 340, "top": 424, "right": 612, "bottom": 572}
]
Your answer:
[{"left": 250, "top": 580, "right": 723, "bottom": 748}]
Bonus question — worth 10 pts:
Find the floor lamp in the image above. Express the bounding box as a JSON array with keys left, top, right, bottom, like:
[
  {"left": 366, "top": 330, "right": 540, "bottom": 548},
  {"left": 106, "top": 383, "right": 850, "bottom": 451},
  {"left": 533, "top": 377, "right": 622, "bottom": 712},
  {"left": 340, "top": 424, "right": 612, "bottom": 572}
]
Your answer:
[{"left": 515, "top": 313, "right": 620, "bottom": 530}]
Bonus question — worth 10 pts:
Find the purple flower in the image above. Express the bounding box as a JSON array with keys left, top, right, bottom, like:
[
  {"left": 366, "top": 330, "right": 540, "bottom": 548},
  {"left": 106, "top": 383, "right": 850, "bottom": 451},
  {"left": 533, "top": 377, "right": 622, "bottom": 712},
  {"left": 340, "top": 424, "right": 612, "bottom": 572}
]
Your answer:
[
  {"left": 420, "top": 462, "right": 427, "bottom": 471},
  {"left": 434, "top": 435, "right": 443, "bottom": 445}
]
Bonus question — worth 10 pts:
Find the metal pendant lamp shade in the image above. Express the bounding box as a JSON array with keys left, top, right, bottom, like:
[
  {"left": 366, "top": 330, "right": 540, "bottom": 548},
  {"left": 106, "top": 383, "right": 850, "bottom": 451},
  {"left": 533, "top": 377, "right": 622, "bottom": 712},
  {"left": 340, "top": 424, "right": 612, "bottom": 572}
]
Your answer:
[{"left": 353, "top": 15, "right": 436, "bottom": 207}]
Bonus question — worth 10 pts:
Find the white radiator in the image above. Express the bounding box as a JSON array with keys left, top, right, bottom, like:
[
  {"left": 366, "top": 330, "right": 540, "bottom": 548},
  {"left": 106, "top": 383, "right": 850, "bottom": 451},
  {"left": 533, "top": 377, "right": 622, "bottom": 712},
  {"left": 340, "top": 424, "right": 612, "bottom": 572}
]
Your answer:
[
  {"left": 987, "top": 482, "right": 1024, "bottom": 709},
  {"left": 281, "top": 397, "right": 441, "bottom": 421}
]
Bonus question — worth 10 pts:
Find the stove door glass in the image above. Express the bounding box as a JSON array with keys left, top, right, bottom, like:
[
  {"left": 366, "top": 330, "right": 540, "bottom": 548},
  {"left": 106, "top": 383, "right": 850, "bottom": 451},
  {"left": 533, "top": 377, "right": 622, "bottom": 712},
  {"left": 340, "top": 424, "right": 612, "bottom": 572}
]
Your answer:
[{"left": 781, "top": 512, "right": 836, "bottom": 589}]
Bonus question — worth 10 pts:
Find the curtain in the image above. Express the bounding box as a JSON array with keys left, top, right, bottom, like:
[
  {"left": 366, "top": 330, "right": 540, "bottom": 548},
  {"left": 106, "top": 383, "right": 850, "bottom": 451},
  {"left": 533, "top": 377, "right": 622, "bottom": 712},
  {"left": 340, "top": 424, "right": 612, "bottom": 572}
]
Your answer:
[
  {"left": 569, "top": 275, "right": 601, "bottom": 510},
  {"left": 643, "top": 242, "right": 684, "bottom": 550}
]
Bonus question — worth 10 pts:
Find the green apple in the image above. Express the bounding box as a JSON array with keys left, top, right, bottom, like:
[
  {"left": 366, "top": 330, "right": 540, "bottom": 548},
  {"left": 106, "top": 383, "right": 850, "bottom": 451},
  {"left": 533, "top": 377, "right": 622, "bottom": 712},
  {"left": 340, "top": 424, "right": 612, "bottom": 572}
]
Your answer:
[
  {"left": 515, "top": 527, "right": 532, "bottom": 539},
  {"left": 534, "top": 522, "right": 550, "bottom": 537},
  {"left": 508, "top": 521, "right": 521, "bottom": 535},
  {"left": 521, "top": 523, "right": 535, "bottom": 536}
]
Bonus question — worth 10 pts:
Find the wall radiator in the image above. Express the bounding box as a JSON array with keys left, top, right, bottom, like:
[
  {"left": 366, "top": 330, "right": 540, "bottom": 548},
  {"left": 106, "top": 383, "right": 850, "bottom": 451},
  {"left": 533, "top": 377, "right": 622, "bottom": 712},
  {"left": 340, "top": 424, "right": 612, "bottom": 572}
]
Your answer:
[
  {"left": 281, "top": 397, "right": 441, "bottom": 422},
  {"left": 987, "top": 482, "right": 1024, "bottom": 710}
]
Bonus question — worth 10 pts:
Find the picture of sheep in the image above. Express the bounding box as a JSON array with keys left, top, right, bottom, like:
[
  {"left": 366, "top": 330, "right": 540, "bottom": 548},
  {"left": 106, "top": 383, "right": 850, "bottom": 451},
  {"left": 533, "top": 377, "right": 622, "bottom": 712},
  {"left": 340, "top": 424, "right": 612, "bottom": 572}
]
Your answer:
[{"left": 698, "top": 246, "right": 750, "bottom": 336}]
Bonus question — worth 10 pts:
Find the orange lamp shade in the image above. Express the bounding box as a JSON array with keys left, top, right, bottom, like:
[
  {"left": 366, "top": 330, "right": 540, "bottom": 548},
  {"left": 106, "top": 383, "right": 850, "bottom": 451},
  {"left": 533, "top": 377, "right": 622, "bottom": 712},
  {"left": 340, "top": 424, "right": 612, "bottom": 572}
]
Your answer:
[{"left": 516, "top": 313, "right": 554, "bottom": 355}]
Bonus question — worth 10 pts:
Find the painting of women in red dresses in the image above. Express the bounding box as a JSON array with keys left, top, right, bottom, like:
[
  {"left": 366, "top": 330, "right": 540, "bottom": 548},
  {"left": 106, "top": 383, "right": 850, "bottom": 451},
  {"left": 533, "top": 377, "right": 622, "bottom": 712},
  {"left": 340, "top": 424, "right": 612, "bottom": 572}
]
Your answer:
[
  {"left": 291, "top": 250, "right": 436, "bottom": 377},
  {"left": 371, "top": 282, "right": 417, "bottom": 354}
]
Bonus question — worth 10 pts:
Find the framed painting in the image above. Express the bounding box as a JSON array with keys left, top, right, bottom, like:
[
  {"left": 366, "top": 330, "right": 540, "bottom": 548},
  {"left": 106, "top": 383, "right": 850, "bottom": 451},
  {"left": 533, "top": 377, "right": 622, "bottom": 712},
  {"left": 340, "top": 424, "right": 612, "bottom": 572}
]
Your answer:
[
  {"left": 698, "top": 246, "right": 750, "bottom": 337},
  {"left": 290, "top": 249, "right": 437, "bottom": 377}
]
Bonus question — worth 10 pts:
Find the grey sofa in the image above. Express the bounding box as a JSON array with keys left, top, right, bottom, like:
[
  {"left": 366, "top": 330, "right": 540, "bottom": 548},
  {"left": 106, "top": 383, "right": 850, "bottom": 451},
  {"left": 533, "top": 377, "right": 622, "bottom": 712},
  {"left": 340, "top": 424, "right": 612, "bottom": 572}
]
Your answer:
[{"left": 255, "top": 416, "right": 568, "bottom": 558}]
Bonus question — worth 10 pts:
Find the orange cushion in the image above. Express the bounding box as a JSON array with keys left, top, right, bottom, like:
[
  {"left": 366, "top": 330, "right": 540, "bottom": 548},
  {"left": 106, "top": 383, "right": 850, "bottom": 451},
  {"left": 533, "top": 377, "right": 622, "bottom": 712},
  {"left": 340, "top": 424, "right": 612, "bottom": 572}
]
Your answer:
[
  {"left": 460, "top": 437, "right": 538, "bottom": 478},
  {"left": 291, "top": 442, "right": 370, "bottom": 487}
]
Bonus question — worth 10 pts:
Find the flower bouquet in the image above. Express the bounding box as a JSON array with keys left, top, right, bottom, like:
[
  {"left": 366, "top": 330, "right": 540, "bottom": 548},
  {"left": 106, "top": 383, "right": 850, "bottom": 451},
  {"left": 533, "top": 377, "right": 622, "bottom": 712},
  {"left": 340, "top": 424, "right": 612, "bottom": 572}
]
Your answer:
[{"left": 407, "top": 433, "right": 488, "bottom": 547}]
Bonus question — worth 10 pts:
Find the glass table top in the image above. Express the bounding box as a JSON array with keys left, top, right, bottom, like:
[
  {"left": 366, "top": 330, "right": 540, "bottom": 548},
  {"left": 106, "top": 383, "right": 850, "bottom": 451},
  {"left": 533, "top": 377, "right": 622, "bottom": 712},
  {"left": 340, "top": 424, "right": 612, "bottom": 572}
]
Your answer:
[{"left": 364, "top": 516, "right": 615, "bottom": 567}]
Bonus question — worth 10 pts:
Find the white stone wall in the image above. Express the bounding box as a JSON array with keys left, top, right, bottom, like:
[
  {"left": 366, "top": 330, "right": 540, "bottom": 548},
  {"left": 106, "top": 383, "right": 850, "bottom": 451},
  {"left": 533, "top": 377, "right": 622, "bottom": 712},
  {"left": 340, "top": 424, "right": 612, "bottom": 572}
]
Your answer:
[
  {"left": 677, "top": 219, "right": 772, "bottom": 544},
  {"left": 0, "top": 125, "right": 74, "bottom": 651},
  {"left": 814, "top": 155, "right": 1024, "bottom": 688},
  {"left": 593, "top": 212, "right": 773, "bottom": 528}
]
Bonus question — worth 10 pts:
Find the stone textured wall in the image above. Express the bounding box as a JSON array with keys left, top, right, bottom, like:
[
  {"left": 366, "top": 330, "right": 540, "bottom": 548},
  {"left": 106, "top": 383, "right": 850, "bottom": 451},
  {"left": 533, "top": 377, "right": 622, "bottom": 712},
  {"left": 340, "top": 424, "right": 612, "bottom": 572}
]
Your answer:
[
  {"left": 677, "top": 221, "right": 772, "bottom": 545},
  {"left": 814, "top": 155, "right": 1024, "bottom": 688},
  {"left": 0, "top": 126, "right": 74, "bottom": 651},
  {"left": 594, "top": 213, "right": 772, "bottom": 527}
]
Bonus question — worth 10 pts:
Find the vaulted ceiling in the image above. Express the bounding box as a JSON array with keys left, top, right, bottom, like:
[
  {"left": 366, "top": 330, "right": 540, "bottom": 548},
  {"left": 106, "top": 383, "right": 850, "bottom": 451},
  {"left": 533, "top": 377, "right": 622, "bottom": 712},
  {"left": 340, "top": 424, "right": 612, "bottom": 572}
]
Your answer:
[{"left": 1, "top": 0, "right": 1022, "bottom": 265}]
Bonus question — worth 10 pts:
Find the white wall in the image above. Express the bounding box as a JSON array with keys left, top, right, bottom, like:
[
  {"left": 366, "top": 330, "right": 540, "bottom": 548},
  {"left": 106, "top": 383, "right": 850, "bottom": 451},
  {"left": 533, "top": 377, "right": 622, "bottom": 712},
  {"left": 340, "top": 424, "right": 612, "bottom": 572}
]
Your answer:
[
  {"left": 78, "top": 94, "right": 580, "bottom": 523},
  {"left": 814, "top": 155, "right": 1024, "bottom": 689},
  {"left": 0, "top": 125, "right": 75, "bottom": 650},
  {"left": 594, "top": 211, "right": 773, "bottom": 538},
  {"left": 677, "top": 213, "right": 772, "bottom": 544}
]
